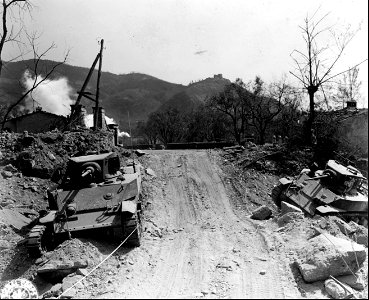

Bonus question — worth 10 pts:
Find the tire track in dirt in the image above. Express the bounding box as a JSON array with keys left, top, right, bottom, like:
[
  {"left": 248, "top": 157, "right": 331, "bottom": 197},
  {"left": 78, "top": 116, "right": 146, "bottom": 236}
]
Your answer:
[{"left": 92, "top": 150, "right": 300, "bottom": 299}]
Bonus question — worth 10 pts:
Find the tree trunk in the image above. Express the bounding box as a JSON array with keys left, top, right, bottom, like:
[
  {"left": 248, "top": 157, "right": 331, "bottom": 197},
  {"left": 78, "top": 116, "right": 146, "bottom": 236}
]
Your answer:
[
  {"left": 307, "top": 85, "right": 318, "bottom": 144},
  {"left": 259, "top": 129, "right": 266, "bottom": 145},
  {"left": 232, "top": 119, "right": 241, "bottom": 144}
]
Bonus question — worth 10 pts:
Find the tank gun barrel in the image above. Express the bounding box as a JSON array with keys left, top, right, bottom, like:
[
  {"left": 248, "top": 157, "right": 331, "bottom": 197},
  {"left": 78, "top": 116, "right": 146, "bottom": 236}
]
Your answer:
[{"left": 81, "top": 168, "right": 93, "bottom": 178}]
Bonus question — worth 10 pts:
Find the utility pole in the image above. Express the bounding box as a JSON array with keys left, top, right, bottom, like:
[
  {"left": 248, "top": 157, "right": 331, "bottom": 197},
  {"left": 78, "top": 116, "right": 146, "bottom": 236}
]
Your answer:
[{"left": 94, "top": 39, "right": 104, "bottom": 130}]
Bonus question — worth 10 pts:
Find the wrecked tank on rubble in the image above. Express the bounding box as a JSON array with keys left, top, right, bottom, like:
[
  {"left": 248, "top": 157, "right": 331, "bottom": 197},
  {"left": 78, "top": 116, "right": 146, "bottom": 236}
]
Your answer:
[
  {"left": 26, "top": 152, "right": 143, "bottom": 257},
  {"left": 272, "top": 160, "right": 368, "bottom": 226}
]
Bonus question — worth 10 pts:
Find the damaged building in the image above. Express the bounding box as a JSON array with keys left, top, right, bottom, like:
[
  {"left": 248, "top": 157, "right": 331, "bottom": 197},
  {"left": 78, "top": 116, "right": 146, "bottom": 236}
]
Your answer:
[{"left": 3, "top": 107, "right": 67, "bottom": 133}]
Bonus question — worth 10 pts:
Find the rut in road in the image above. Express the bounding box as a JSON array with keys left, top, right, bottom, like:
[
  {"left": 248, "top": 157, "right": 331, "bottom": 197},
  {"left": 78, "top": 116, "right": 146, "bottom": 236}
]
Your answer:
[{"left": 104, "top": 150, "right": 299, "bottom": 299}]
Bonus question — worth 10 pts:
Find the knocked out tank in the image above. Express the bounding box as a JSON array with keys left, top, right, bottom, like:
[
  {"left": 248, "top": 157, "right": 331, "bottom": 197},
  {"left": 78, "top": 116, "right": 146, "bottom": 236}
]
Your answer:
[
  {"left": 26, "top": 152, "right": 143, "bottom": 257},
  {"left": 272, "top": 160, "right": 368, "bottom": 226}
]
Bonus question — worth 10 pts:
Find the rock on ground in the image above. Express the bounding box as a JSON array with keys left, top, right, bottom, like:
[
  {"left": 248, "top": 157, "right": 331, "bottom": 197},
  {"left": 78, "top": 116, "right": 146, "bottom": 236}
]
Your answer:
[
  {"left": 0, "top": 209, "right": 31, "bottom": 230},
  {"left": 296, "top": 232, "right": 366, "bottom": 282},
  {"left": 251, "top": 205, "right": 272, "bottom": 220},
  {"left": 324, "top": 278, "right": 354, "bottom": 299}
]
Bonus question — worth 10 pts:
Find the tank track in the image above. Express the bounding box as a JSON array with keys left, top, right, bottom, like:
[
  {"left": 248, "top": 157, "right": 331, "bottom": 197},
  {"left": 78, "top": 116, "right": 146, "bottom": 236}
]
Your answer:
[
  {"left": 123, "top": 212, "right": 142, "bottom": 247},
  {"left": 26, "top": 225, "right": 46, "bottom": 258}
]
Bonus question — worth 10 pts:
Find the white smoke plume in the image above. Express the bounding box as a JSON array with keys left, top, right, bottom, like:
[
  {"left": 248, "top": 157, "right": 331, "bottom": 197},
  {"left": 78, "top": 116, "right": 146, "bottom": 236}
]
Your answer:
[
  {"left": 22, "top": 70, "right": 75, "bottom": 116},
  {"left": 84, "top": 113, "right": 130, "bottom": 137},
  {"left": 118, "top": 131, "right": 130, "bottom": 138}
]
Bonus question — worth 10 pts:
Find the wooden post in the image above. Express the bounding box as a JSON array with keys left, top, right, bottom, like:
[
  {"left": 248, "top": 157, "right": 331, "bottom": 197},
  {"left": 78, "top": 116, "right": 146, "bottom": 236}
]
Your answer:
[{"left": 94, "top": 39, "right": 104, "bottom": 130}]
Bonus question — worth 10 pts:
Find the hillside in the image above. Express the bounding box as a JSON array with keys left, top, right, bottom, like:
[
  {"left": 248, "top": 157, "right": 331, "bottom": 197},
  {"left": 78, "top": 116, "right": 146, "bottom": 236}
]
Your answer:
[
  {"left": 158, "top": 75, "right": 231, "bottom": 113},
  {"left": 0, "top": 60, "right": 231, "bottom": 130}
]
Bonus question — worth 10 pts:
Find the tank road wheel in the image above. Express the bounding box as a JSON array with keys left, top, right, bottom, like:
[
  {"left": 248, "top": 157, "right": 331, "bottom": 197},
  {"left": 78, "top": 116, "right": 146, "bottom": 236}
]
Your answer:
[
  {"left": 26, "top": 225, "right": 47, "bottom": 258},
  {"left": 123, "top": 212, "right": 142, "bottom": 247},
  {"left": 271, "top": 184, "right": 286, "bottom": 208}
]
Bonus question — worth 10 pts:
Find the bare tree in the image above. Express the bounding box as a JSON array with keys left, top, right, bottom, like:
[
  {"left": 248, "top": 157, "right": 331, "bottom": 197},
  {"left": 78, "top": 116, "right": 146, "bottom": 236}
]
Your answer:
[
  {"left": 1, "top": 33, "right": 69, "bottom": 130},
  {"left": 290, "top": 11, "right": 365, "bottom": 143},
  {"left": 208, "top": 79, "right": 250, "bottom": 144},
  {"left": 146, "top": 107, "right": 186, "bottom": 146},
  {"left": 248, "top": 76, "right": 296, "bottom": 144},
  {"left": 336, "top": 66, "right": 362, "bottom": 108},
  {"left": 1, "top": 1, "right": 70, "bottom": 131},
  {"left": 136, "top": 119, "right": 158, "bottom": 146},
  {"left": 0, "top": 0, "right": 32, "bottom": 76}
]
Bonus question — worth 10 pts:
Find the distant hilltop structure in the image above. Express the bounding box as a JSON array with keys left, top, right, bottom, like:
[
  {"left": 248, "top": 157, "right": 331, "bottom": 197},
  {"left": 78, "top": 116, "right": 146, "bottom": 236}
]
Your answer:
[{"left": 189, "top": 74, "right": 224, "bottom": 85}]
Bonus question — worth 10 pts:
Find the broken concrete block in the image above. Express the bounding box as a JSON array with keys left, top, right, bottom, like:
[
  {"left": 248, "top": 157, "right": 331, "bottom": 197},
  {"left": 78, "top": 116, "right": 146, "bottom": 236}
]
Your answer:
[
  {"left": 296, "top": 233, "right": 366, "bottom": 282},
  {"left": 250, "top": 205, "right": 272, "bottom": 220},
  {"left": 280, "top": 201, "right": 303, "bottom": 215},
  {"left": 324, "top": 278, "right": 353, "bottom": 299}
]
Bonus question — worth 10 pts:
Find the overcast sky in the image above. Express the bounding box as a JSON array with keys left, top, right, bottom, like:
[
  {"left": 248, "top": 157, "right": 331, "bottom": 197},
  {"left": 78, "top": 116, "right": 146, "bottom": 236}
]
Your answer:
[{"left": 5, "top": 0, "right": 368, "bottom": 106}]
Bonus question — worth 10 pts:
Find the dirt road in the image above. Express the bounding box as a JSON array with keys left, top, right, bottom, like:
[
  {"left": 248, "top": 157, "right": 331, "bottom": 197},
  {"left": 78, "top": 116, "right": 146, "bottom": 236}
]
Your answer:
[{"left": 83, "top": 150, "right": 301, "bottom": 299}]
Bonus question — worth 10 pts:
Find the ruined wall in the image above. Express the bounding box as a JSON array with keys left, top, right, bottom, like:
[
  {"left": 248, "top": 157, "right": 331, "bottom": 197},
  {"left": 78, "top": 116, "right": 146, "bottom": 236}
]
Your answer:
[
  {"left": 337, "top": 109, "right": 368, "bottom": 156},
  {"left": 4, "top": 113, "right": 66, "bottom": 133}
]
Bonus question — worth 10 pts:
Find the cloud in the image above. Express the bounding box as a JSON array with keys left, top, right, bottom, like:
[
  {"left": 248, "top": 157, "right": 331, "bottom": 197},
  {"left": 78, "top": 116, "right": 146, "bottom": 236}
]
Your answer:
[{"left": 194, "top": 50, "right": 207, "bottom": 55}]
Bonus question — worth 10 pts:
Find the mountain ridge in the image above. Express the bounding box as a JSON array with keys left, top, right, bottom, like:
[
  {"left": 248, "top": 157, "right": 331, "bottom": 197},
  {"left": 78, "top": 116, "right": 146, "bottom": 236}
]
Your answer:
[{"left": 0, "top": 60, "right": 230, "bottom": 130}]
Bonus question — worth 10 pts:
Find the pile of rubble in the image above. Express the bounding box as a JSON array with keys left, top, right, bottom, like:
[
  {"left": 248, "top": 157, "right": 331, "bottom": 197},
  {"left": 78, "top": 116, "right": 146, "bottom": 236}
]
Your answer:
[
  {"left": 249, "top": 203, "right": 368, "bottom": 299},
  {"left": 34, "top": 238, "right": 104, "bottom": 298},
  {"left": 221, "top": 143, "right": 313, "bottom": 176},
  {"left": 0, "top": 129, "right": 131, "bottom": 179}
]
